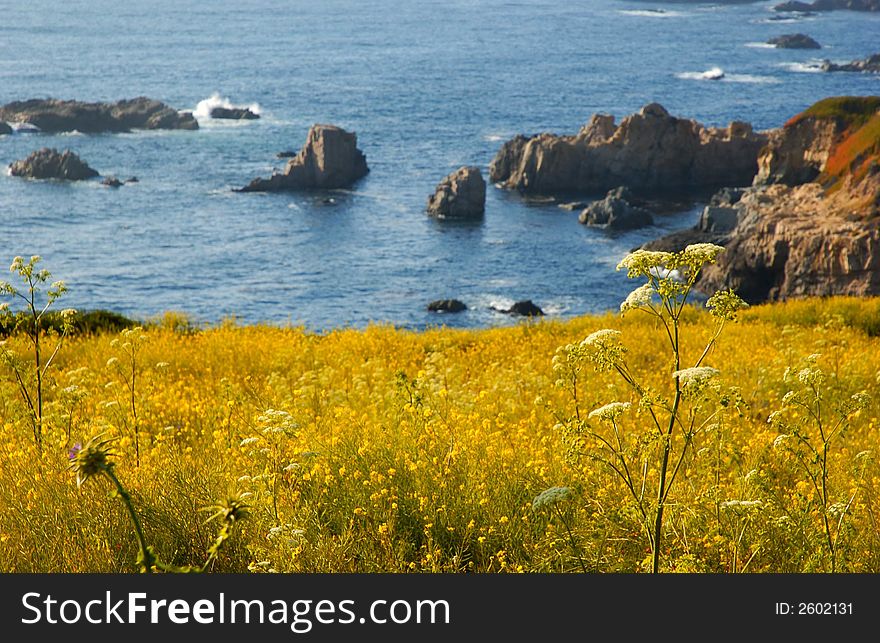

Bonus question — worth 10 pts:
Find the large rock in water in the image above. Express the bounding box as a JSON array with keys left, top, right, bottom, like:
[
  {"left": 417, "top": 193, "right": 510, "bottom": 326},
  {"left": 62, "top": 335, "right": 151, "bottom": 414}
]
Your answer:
[
  {"left": 697, "top": 96, "right": 880, "bottom": 303},
  {"left": 426, "top": 166, "right": 486, "bottom": 218},
  {"left": 578, "top": 187, "right": 654, "bottom": 230},
  {"left": 9, "top": 148, "right": 99, "bottom": 180},
  {"left": 489, "top": 103, "right": 767, "bottom": 196},
  {"left": 821, "top": 54, "right": 880, "bottom": 73},
  {"left": 238, "top": 124, "right": 369, "bottom": 192},
  {"left": 0, "top": 122, "right": 11, "bottom": 135},
  {"left": 0, "top": 97, "right": 198, "bottom": 133},
  {"left": 210, "top": 106, "right": 259, "bottom": 120},
  {"left": 768, "top": 34, "right": 821, "bottom": 49}
]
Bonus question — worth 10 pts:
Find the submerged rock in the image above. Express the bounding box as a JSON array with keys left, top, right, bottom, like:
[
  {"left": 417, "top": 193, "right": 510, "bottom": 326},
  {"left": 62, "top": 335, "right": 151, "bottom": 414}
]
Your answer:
[
  {"left": 427, "top": 166, "right": 486, "bottom": 218},
  {"left": 427, "top": 299, "right": 467, "bottom": 313},
  {"left": 490, "top": 103, "right": 767, "bottom": 197},
  {"left": 101, "top": 176, "right": 124, "bottom": 188},
  {"left": 238, "top": 124, "right": 369, "bottom": 192},
  {"left": 768, "top": 33, "right": 821, "bottom": 49},
  {"left": 0, "top": 97, "right": 198, "bottom": 133},
  {"left": 9, "top": 148, "right": 99, "bottom": 180}
]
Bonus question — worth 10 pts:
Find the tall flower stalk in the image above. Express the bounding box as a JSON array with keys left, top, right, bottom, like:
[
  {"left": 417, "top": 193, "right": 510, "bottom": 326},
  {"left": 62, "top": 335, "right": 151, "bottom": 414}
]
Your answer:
[
  {"left": 548, "top": 244, "right": 747, "bottom": 573},
  {"left": 0, "top": 256, "right": 76, "bottom": 451}
]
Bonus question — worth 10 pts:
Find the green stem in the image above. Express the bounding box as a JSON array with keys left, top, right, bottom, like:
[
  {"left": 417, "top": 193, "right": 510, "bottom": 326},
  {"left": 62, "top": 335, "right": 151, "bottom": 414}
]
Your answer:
[{"left": 103, "top": 467, "right": 155, "bottom": 573}]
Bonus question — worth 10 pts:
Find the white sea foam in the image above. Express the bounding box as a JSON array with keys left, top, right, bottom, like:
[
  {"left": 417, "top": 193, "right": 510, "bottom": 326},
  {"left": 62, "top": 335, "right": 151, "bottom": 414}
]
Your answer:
[
  {"left": 745, "top": 42, "right": 776, "bottom": 49},
  {"left": 194, "top": 93, "right": 262, "bottom": 120},
  {"left": 483, "top": 134, "right": 505, "bottom": 142},
  {"left": 10, "top": 121, "right": 40, "bottom": 132},
  {"left": 677, "top": 67, "right": 726, "bottom": 81},
  {"left": 778, "top": 61, "right": 824, "bottom": 74},
  {"left": 724, "top": 73, "right": 781, "bottom": 84},
  {"left": 676, "top": 68, "right": 780, "bottom": 84},
  {"left": 618, "top": 9, "right": 684, "bottom": 18}
]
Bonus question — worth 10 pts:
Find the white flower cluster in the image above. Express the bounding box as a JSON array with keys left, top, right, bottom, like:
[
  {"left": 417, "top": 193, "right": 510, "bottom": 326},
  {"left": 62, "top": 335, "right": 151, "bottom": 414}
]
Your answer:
[{"left": 588, "top": 401, "right": 631, "bottom": 423}]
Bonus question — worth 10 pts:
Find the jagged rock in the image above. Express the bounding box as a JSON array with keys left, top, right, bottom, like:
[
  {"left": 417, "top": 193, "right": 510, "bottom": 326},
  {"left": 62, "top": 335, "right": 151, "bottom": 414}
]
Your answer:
[
  {"left": 101, "top": 176, "right": 124, "bottom": 188},
  {"left": 125, "top": 177, "right": 139, "bottom": 183},
  {"left": 558, "top": 201, "right": 589, "bottom": 211},
  {"left": 277, "top": 150, "right": 297, "bottom": 158},
  {"left": 768, "top": 34, "right": 821, "bottom": 49},
  {"left": 0, "top": 97, "right": 198, "bottom": 133},
  {"left": 710, "top": 187, "right": 747, "bottom": 207},
  {"left": 427, "top": 299, "right": 467, "bottom": 313},
  {"left": 490, "top": 103, "right": 767, "bottom": 196},
  {"left": 0, "top": 122, "right": 11, "bottom": 135},
  {"left": 238, "top": 124, "right": 369, "bottom": 192},
  {"left": 578, "top": 187, "right": 654, "bottom": 230},
  {"left": 9, "top": 148, "right": 99, "bottom": 180},
  {"left": 699, "top": 96, "right": 880, "bottom": 302},
  {"left": 210, "top": 106, "right": 259, "bottom": 120},
  {"left": 821, "top": 53, "right": 880, "bottom": 73},
  {"left": 775, "top": 0, "right": 880, "bottom": 11},
  {"left": 427, "top": 166, "right": 486, "bottom": 218},
  {"left": 699, "top": 206, "right": 740, "bottom": 233}
]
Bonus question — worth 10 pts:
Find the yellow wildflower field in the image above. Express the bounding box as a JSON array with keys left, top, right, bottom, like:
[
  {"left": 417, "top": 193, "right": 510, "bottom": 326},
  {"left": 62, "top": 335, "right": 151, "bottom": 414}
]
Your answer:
[{"left": 1, "top": 298, "right": 879, "bottom": 573}]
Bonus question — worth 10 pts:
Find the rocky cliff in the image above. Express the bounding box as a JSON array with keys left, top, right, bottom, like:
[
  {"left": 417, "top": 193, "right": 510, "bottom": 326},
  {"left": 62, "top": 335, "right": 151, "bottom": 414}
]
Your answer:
[
  {"left": 701, "top": 96, "right": 880, "bottom": 302},
  {"left": 490, "top": 103, "right": 767, "bottom": 196}
]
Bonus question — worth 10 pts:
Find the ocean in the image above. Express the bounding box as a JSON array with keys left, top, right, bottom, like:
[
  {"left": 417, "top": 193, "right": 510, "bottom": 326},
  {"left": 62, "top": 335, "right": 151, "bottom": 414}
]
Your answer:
[{"left": 1, "top": 0, "right": 878, "bottom": 329}]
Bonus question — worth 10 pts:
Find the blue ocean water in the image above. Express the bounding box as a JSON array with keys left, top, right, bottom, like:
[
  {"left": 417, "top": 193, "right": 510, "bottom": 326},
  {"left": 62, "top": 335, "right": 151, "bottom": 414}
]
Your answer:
[{"left": 0, "top": 0, "right": 877, "bottom": 329}]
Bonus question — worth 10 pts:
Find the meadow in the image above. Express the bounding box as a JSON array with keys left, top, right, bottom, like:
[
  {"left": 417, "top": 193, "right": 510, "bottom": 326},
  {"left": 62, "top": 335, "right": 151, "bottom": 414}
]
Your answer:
[{"left": 2, "top": 253, "right": 880, "bottom": 574}]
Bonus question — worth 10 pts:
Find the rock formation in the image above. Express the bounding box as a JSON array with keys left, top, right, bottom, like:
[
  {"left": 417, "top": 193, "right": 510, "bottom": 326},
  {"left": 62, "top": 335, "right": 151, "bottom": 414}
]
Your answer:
[
  {"left": 491, "top": 300, "right": 545, "bottom": 316},
  {"left": 696, "top": 97, "right": 880, "bottom": 302},
  {"left": 768, "top": 34, "right": 821, "bottom": 49},
  {"left": 775, "top": 0, "right": 880, "bottom": 11},
  {"left": 427, "top": 299, "right": 467, "bottom": 313},
  {"left": 490, "top": 103, "right": 767, "bottom": 196},
  {"left": 0, "top": 97, "right": 198, "bottom": 133},
  {"left": 821, "top": 54, "right": 880, "bottom": 73},
  {"left": 426, "top": 166, "right": 486, "bottom": 218},
  {"left": 210, "top": 106, "right": 260, "bottom": 120},
  {"left": 9, "top": 148, "right": 99, "bottom": 180},
  {"left": 238, "top": 124, "right": 369, "bottom": 192},
  {"left": 0, "top": 122, "right": 11, "bottom": 135},
  {"left": 578, "top": 187, "right": 654, "bottom": 230}
]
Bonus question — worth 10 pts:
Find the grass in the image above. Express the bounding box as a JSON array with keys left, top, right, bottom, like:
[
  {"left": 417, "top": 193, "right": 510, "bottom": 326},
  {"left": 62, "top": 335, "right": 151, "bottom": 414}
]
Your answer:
[
  {"left": 786, "top": 96, "right": 880, "bottom": 130},
  {"left": 1, "top": 298, "right": 879, "bottom": 573}
]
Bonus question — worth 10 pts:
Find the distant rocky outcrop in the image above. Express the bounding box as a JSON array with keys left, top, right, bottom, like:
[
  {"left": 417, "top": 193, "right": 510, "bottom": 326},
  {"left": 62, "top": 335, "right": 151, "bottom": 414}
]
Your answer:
[
  {"left": 696, "top": 97, "right": 880, "bottom": 302},
  {"left": 578, "top": 186, "right": 654, "bottom": 230},
  {"left": 427, "top": 299, "right": 467, "bottom": 313},
  {"left": 238, "top": 124, "right": 369, "bottom": 192},
  {"left": 0, "top": 97, "right": 198, "bottom": 133},
  {"left": 821, "top": 54, "right": 880, "bottom": 73},
  {"left": 101, "top": 176, "right": 124, "bottom": 188},
  {"left": 427, "top": 166, "right": 486, "bottom": 218},
  {"left": 489, "top": 103, "right": 767, "bottom": 197},
  {"left": 0, "top": 122, "right": 11, "bottom": 135},
  {"left": 768, "top": 34, "right": 821, "bottom": 49},
  {"left": 9, "top": 148, "right": 99, "bottom": 180},
  {"left": 775, "top": 0, "right": 880, "bottom": 11},
  {"left": 210, "top": 106, "right": 259, "bottom": 120}
]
